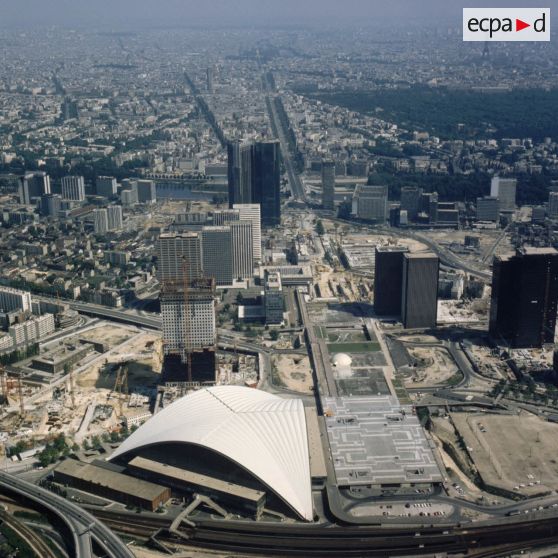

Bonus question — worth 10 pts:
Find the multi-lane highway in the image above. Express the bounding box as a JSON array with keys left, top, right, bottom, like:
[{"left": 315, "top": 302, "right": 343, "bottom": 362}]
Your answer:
[
  {"left": 0, "top": 471, "right": 134, "bottom": 558},
  {"left": 265, "top": 90, "right": 306, "bottom": 202}
]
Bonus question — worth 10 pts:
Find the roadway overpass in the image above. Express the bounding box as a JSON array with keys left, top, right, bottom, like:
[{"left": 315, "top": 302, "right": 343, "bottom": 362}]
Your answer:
[{"left": 0, "top": 470, "right": 133, "bottom": 558}]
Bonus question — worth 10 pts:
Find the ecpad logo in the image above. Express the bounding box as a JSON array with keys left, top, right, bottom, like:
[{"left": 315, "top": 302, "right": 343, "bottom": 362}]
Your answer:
[{"left": 463, "top": 8, "right": 550, "bottom": 41}]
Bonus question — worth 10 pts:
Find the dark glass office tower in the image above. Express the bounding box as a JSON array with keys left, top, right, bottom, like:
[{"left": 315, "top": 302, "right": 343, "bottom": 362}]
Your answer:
[
  {"left": 374, "top": 246, "right": 408, "bottom": 316},
  {"left": 400, "top": 186, "right": 422, "bottom": 221},
  {"left": 489, "top": 247, "right": 558, "bottom": 348},
  {"left": 253, "top": 140, "right": 281, "bottom": 227},
  {"left": 227, "top": 140, "right": 253, "bottom": 207},
  {"left": 401, "top": 253, "right": 439, "bottom": 329},
  {"left": 228, "top": 139, "right": 281, "bottom": 227}
]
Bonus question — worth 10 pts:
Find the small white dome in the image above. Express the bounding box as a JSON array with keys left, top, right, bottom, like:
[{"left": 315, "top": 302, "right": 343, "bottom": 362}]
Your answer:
[{"left": 333, "top": 353, "right": 352, "bottom": 368}]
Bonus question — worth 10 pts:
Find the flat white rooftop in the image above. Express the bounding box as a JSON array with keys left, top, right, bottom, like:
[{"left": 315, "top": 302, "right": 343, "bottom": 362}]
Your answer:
[{"left": 323, "top": 395, "right": 443, "bottom": 487}]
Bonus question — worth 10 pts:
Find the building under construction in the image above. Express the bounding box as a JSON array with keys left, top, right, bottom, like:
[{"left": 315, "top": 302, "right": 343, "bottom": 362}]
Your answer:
[{"left": 160, "top": 277, "right": 217, "bottom": 383}]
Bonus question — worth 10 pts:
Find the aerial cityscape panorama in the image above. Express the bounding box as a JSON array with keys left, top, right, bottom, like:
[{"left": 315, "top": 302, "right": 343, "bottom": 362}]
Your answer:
[{"left": 1, "top": 1, "right": 558, "bottom": 557}]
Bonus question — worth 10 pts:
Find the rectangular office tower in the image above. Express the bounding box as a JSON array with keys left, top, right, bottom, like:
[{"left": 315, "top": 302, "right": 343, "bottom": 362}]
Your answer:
[
  {"left": 137, "top": 179, "right": 157, "bottom": 203},
  {"left": 374, "top": 246, "right": 409, "bottom": 316},
  {"left": 160, "top": 278, "right": 216, "bottom": 383},
  {"left": 156, "top": 232, "right": 203, "bottom": 283},
  {"left": 228, "top": 140, "right": 281, "bottom": 227},
  {"left": 227, "top": 140, "right": 253, "bottom": 206},
  {"left": 401, "top": 253, "right": 439, "bottom": 329},
  {"left": 253, "top": 140, "right": 281, "bottom": 227},
  {"left": 490, "top": 176, "right": 516, "bottom": 211},
  {"left": 230, "top": 221, "right": 253, "bottom": 280},
  {"left": 61, "top": 175, "right": 86, "bottom": 201},
  {"left": 19, "top": 171, "right": 51, "bottom": 205},
  {"left": 352, "top": 184, "right": 388, "bottom": 222},
  {"left": 201, "top": 226, "right": 233, "bottom": 286},
  {"left": 107, "top": 205, "right": 123, "bottom": 231},
  {"left": 234, "top": 203, "right": 262, "bottom": 262},
  {"left": 400, "top": 186, "right": 422, "bottom": 221},
  {"left": 96, "top": 176, "right": 118, "bottom": 198},
  {"left": 489, "top": 247, "right": 558, "bottom": 348},
  {"left": 321, "top": 160, "right": 335, "bottom": 210},
  {"left": 93, "top": 208, "right": 109, "bottom": 234}
]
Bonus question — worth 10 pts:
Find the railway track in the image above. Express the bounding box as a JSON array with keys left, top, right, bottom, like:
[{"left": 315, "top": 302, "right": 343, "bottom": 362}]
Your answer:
[
  {"left": 0, "top": 511, "right": 59, "bottom": 558},
  {"left": 90, "top": 508, "right": 558, "bottom": 557}
]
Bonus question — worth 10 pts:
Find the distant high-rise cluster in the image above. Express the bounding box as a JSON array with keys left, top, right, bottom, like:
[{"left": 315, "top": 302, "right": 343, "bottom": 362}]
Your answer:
[
  {"left": 158, "top": 221, "right": 254, "bottom": 288},
  {"left": 227, "top": 140, "right": 281, "bottom": 227}
]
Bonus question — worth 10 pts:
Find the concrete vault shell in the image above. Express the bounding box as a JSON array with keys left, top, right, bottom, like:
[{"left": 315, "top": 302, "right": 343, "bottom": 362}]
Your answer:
[{"left": 110, "top": 386, "right": 313, "bottom": 520}]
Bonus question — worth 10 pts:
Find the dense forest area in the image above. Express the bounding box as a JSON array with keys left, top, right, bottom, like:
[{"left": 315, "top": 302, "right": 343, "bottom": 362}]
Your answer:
[{"left": 299, "top": 86, "right": 558, "bottom": 140}]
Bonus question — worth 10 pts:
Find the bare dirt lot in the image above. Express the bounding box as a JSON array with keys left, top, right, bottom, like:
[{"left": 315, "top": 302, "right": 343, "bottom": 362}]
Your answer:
[
  {"left": 452, "top": 411, "right": 558, "bottom": 496},
  {"left": 403, "top": 347, "right": 459, "bottom": 387},
  {"left": 273, "top": 354, "right": 313, "bottom": 393},
  {"left": 78, "top": 324, "right": 134, "bottom": 346}
]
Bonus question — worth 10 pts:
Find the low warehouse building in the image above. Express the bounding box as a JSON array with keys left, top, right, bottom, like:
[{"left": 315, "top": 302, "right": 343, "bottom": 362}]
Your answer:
[
  {"left": 53, "top": 459, "right": 170, "bottom": 511},
  {"left": 128, "top": 456, "right": 266, "bottom": 519}
]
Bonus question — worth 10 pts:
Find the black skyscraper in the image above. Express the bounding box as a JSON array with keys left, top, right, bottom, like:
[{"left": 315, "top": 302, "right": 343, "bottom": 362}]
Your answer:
[
  {"left": 374, "top": 246, "right": 408, "bottom": 316},
  {"left": 489, "top": 247, "right": 558, "bottom": 348},
  {"left": 227, "top": 140, "right": 252, "bottom": 207},
  {"left": 253, "top": 140, "right": 281, "bottom": 227},
  {"left": 228, "top": 139, "right": 281, "bottom": 227}
]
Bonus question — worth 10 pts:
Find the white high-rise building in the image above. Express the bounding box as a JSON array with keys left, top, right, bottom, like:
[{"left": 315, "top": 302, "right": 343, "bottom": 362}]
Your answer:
[
  {"left": 160, "top": 282, "right": 216, "bottom": 361},
  {"left": 0, "top": 287, "right": 32, "bottom": 313},
  {"left": 107, "top": 205, "right": 123, "bottom": 231},
  {"left": 93, "top": 208, "right": 109, "bottom": 234},
  {"left": 213, "top": 209, "right": 239, "bottom": 226},
  {"left": 490, "top": 176, "right": 516, "bottom": 211},
  {"left": 234, "top": 203, "right": 262, "bottom": 262},
  {"left": 61, "top": 175, "right": 86, "bottom": 201},
  {"left": 230, "top": 221, "right": 253, "bottom": 280}
]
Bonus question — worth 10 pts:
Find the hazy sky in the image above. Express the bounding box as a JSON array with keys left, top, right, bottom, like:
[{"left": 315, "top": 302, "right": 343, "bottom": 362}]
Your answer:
[{"left": 1, "top": 0, "right": 553, "bottom": 28}]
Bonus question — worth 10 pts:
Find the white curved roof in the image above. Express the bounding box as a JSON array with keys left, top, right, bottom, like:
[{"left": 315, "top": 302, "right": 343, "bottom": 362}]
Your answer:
[{"left": 110, "top": 386, "right": 313, "bottom": 520}]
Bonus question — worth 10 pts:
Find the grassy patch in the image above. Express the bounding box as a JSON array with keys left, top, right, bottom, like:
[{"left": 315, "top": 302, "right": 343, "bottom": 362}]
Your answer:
[
  {"left": 446, "top": 372, "right": 464, "bottom": 387},
  {"left": 270, "top": 363, "right": 286, "bottom": 388},
  {"left": 391, "top": 376, "right": 412, "bottom": 405},
  {"left": 314, "top": 325, "right": 328, "bottom": 339}
]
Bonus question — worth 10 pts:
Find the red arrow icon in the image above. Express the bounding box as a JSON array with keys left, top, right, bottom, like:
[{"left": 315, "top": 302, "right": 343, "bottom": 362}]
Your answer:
[{"left": 516, "top": 18, "right": 531, "bottom": 31}]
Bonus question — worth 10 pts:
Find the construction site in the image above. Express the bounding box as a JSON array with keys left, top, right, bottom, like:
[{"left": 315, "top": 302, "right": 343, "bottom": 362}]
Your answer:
[{"left": 0, "top": 321, "right": 163, "bottom": 453}]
